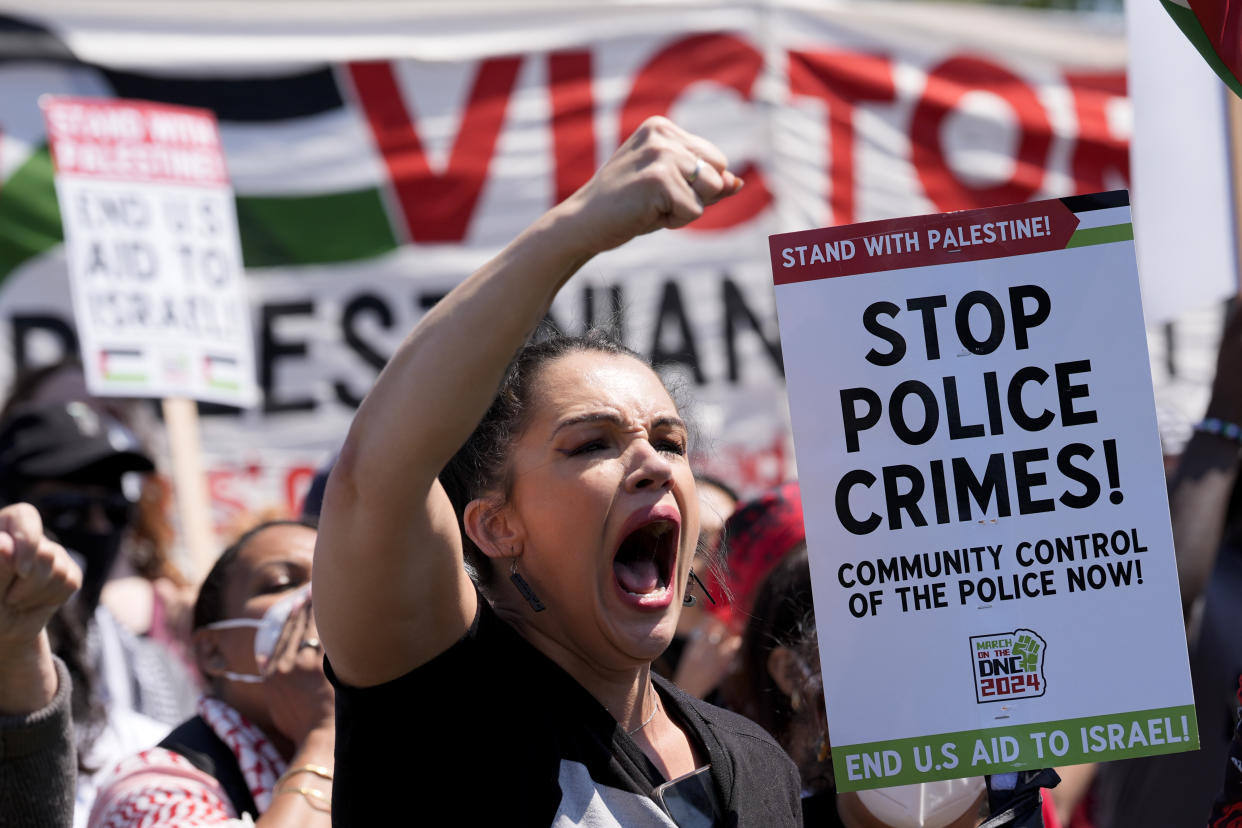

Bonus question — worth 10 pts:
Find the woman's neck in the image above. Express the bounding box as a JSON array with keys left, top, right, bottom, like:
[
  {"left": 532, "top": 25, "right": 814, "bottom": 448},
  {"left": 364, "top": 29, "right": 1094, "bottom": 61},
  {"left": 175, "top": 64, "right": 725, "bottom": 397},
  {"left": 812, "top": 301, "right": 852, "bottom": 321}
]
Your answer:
[
  {"left": 500, "top": 606, "right": 704, "bottom": 780},
  {"left": 494, "top": 603, "right": 653, "bottom": 728}
]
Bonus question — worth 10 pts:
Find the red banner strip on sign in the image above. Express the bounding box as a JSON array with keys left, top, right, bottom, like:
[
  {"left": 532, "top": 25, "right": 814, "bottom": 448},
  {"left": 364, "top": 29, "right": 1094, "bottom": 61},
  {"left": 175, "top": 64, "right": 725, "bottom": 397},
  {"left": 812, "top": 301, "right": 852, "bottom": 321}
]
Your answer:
[
  {"left": 42, "top": 97, "right": 227, "bottom": 187},
  {"left": 769, "top": 198, "right": 1080, "bottom": 285}
]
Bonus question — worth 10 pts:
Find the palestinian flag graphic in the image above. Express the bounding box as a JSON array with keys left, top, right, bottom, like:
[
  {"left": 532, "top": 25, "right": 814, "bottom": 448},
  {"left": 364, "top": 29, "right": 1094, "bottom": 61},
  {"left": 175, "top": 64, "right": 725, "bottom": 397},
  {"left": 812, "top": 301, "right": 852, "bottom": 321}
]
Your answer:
[
  {"left": 98, "top": 347, "right": 146, "bottom": 383},
  {"left": 203, "top": 354, "right": 242, "bottom": 392},
  {"left": 1162, "top": 0, "right": 1242, "bottom": 98}
]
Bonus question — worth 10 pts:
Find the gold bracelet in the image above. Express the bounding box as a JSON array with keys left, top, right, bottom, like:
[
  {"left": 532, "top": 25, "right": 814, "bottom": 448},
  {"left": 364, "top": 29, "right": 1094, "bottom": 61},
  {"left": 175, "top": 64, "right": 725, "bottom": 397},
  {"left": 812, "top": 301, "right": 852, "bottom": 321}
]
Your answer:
[
  {"left": 278, "top": 763, "right": 334, "bottom": 784},
  {"left": 277, "top": 785, "right": 331, "bottom": 812}
]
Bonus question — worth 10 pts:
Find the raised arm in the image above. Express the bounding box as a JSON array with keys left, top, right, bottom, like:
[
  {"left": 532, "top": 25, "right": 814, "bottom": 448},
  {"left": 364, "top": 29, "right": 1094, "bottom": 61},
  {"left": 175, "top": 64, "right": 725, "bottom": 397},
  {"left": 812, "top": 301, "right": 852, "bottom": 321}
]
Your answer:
[
  {"left": 313, "top": 118, "right": 740, "bottom": 686},
  {"left": 0, "top": 503, "right": 83, "bottom": 828}
]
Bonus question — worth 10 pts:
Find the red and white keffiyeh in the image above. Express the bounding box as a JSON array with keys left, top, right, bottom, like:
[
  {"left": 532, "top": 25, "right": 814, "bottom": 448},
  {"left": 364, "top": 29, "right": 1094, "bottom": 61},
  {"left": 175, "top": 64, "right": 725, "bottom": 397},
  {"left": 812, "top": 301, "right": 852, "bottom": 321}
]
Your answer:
[{"left": 88, "top": 698, "right": 287, "bottom": 828}]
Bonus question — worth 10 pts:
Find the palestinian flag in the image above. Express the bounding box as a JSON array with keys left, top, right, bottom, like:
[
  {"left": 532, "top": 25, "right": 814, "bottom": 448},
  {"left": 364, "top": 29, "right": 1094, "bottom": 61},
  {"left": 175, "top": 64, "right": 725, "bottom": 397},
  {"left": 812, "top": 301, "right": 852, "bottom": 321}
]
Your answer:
[
  {"left": 0, "top": 13, "right": 414, "bottom": 289},
  {"left": 1162, "top": 0, "right": 1242, "bottom": 98}
]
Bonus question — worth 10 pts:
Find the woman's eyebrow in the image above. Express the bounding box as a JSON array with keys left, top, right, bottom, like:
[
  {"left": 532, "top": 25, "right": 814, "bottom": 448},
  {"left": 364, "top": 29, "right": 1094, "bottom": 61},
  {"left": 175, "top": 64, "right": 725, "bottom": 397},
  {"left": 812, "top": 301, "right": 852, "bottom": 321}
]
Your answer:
[
  {"left": 250, "top": 558, "right": 310, "bottom": 576},
  {"left": 651, "top": 416, "right": 688, "bottom": 433},
  {"left": 550, "top": 412, "right": 687, "bottom": 440},
  {"left": 550, "top": 412, "right": 625, "bottom": 440}
]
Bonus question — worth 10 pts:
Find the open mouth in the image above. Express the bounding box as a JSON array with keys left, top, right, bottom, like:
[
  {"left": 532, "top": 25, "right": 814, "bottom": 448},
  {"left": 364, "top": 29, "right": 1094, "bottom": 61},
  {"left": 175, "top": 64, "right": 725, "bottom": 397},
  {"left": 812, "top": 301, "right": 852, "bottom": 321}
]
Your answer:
[{"left": 613, "top": 519, "right": 677, "bottom": 599}]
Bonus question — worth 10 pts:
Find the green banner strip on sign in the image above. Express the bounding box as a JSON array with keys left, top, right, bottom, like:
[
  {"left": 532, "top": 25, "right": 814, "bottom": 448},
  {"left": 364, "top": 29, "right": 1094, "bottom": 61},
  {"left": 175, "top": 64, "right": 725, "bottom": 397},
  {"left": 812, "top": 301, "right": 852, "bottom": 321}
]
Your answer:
[
  {"left": 0, "top": 147, "right": 63, "bottom": 286},
  {"left": 234, "top": 189, "right": 399, "bottom": 267},
  {"left": 833, "top": 704, "right": 1198, "bottom": 792},
  {"left": 1065, "top": 223, "right": 1134, "bottom": 249}
]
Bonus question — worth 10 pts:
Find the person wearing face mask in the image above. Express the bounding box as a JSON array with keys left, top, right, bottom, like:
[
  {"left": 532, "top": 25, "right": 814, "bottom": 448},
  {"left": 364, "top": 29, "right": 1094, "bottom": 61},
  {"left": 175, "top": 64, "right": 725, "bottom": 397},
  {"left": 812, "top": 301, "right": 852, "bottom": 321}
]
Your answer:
[
  {"left": 0, "top": 403, "right": 144, "bottom": 613},
  {"left": 0, "top": 359, "right": 200, "bottom": 694},
  {"left": 87, "top": 519, "right": 335, "bottom": 827},
  {"left": 0, "top": 400, "right": 199, "bottom": 824},
  {"left": 0, "top": 402, "right": 198, "bottom": 721}
]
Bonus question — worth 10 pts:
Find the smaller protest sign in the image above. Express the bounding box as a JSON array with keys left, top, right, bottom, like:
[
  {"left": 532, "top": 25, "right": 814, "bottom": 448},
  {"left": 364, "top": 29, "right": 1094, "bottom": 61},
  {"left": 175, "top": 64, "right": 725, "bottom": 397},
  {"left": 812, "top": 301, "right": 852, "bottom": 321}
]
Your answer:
[
  {"left": 42, "top": 96, "right": 257, "bottom": 406},
  {"left": 769, "top": 192, "right": 1196, "bottom": 791}
]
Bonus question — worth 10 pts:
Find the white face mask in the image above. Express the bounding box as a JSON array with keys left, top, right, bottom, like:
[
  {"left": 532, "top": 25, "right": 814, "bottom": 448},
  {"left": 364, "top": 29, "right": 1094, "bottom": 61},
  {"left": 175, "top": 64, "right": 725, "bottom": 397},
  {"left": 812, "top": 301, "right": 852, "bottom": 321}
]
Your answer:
[
  {"left": 203, "top": 583, "right": 311, "bottom": 683},
  {"left": 853, "top": 778, "right": 986, "bottom": 828}
]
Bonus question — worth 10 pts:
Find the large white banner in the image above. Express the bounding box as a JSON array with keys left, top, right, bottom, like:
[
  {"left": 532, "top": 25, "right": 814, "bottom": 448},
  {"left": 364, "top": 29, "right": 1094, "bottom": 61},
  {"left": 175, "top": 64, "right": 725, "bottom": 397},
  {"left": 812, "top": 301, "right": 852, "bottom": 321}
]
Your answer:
[{"left": 0, "top": 2, "right": 1132, "bottom": 530}]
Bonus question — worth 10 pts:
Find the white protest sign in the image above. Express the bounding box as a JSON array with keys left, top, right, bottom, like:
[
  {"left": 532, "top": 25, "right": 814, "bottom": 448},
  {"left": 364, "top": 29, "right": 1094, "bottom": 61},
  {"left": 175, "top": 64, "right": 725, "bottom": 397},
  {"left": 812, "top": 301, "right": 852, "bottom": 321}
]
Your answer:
[
  {"left": 769, "top": 192, "right": 1196, "bottom": 792},
  {"left": 42, "top": 97, "right": 257, "bottom": 406}
]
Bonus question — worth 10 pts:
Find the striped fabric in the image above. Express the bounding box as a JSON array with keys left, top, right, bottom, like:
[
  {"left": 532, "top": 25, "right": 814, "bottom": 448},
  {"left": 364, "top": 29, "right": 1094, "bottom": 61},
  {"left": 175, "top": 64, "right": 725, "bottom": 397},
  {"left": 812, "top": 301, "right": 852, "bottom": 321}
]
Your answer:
[
  {"left": 89, "top": 605, "right": 198, "bottom": 728},
  {"left": 87, "top": 698, "right": 284, "bottom": 828}
]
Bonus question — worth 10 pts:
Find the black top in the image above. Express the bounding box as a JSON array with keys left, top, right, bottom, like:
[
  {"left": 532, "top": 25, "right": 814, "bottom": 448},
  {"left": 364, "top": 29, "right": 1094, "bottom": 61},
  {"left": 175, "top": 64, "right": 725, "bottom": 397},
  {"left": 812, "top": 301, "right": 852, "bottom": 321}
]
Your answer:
[
  {"left": 800, "top": 789, "right": 846, "bottom": 828},
  {"left": 327, "top": 596, "right": 802, "bottom": 826}
]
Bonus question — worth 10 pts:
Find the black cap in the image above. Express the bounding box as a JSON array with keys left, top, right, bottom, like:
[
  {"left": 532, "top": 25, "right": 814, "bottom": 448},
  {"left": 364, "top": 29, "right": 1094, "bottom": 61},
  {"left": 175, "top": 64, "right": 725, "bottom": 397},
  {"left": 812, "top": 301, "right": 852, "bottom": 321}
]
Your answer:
[{"left": 0, "top": 401, "right": 154, "bottom": 485}]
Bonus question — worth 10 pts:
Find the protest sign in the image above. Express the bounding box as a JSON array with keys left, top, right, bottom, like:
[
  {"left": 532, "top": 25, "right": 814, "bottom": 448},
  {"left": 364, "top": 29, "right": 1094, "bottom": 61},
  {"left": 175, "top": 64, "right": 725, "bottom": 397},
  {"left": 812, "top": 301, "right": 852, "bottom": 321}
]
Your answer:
[
  {"left": 41, "top": 96, "right": 257, "bottom": 406},
  {"left": 770, "top": 192, "right": 1197, "bottom": 792}
]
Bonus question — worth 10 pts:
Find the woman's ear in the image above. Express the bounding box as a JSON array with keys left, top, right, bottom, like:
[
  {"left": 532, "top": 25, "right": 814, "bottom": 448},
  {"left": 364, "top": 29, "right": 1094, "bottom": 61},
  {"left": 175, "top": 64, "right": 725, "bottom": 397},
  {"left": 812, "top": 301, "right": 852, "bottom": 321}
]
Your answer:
[
  {"left": 193, "top": 628, "right": 228, "bottom": 680},
  {"left": 766, "top": 645, "right": 810, "bottom": 700},
  {"left": 463, "top": 496, "right": 524, "bottom": 561}
]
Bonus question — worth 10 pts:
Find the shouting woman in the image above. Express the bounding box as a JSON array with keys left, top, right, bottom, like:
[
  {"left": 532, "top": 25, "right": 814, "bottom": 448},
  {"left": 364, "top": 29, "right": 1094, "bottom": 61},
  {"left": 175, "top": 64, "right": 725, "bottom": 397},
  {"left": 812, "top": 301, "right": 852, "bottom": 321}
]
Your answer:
[{"left": 314, "top": 118, "right": 802, "bottom": 826}]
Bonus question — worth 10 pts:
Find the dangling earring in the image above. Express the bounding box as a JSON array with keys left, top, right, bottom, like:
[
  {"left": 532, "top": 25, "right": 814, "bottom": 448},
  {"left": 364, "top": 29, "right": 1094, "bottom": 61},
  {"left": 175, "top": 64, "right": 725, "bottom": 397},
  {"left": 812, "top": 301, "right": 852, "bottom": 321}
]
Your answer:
[
  {"left": 688, "top": 568, "right": 717, "bottom": 606},
  {"left": 510, "top": 558, "right": 546, "bottom": 612}
]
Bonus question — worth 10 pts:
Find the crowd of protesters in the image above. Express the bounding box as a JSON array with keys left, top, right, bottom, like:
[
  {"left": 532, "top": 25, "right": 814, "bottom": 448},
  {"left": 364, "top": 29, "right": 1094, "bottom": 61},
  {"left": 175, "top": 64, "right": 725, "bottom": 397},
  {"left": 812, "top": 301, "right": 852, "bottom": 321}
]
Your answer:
[{"left": 3, "top": 116, "right": 1242, "bottom": 828}]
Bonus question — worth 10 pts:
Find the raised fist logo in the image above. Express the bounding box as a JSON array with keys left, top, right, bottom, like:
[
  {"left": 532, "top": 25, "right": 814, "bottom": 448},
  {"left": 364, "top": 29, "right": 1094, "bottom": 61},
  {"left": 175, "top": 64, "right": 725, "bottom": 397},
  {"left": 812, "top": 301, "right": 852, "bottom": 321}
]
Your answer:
[{"left": 1013, "top": 632, "right": 1042, "bottom": 673}]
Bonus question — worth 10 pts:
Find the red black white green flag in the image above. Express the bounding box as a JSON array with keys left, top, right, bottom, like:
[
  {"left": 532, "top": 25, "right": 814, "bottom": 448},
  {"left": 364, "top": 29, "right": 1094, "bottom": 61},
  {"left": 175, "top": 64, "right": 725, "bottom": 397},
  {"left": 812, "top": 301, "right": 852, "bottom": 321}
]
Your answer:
[{"left": 1163, "top": 0, "right": 1242, "bottom": 98}]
